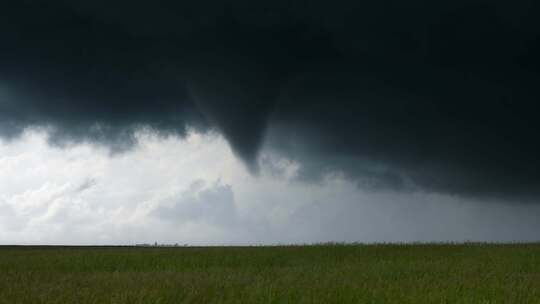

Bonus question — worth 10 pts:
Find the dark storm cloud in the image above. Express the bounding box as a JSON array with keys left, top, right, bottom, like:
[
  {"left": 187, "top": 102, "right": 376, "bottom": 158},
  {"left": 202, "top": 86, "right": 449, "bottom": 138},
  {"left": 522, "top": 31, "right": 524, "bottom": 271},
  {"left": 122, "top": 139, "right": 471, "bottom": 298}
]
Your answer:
[{"left": 1, "top": 0, "right": 540, "bottom": 199}]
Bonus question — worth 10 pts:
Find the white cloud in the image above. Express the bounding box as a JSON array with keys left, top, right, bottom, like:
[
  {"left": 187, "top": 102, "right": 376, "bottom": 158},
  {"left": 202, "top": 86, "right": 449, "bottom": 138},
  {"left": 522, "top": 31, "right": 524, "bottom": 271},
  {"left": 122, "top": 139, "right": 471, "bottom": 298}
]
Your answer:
[{"left": 1, "top": 129, "right": 540, "bottom": 245}]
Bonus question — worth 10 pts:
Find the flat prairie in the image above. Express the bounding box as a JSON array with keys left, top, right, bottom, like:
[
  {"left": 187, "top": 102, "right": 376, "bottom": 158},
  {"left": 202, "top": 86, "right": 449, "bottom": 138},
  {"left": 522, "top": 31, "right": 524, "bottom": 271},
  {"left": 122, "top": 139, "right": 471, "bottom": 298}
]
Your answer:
[{"left": 1, "top": 244, "right": 540, "bottom": 303}]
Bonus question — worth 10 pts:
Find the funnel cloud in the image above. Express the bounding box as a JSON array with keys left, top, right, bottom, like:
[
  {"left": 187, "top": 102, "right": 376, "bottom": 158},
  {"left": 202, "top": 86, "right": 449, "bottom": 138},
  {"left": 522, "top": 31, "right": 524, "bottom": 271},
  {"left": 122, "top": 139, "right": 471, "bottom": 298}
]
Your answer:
[{"left": 1, "top": 0, "right": 540, "bottom": 200}]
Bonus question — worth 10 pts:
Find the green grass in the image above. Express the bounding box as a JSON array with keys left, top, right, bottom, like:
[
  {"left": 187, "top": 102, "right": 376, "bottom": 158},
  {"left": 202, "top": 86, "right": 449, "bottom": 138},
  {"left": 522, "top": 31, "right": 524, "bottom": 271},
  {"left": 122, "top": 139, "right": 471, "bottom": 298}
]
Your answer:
[{"left": 1, "top": 244, "right": 540, "bottom": 303}]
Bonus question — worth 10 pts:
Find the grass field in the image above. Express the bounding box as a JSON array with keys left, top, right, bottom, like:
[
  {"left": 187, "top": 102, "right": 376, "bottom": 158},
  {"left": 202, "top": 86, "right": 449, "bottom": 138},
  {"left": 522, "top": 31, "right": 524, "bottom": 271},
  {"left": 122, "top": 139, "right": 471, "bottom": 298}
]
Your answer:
[{"left": 1, "top": 244, "right": 540, "bottom": 303}]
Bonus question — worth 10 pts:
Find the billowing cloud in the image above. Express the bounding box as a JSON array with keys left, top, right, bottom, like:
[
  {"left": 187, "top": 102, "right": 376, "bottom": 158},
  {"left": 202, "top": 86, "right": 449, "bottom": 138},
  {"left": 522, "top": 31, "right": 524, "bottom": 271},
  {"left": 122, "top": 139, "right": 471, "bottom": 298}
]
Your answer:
[
  {"left": 153, "top": 180, "right": 238, "bottom": 227},
  {"left": 2, "top": 130, "right": 540, "bottom": 245},
  {"left": 1, "top": 0, "right": 540, "bottom": 199}
]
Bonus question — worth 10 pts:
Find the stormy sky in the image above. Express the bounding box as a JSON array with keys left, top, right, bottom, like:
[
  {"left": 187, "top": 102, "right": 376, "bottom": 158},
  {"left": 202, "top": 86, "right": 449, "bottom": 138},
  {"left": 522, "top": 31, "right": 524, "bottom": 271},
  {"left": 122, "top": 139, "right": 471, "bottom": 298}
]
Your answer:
[{"left": 1, "top": 0, "right": 540, "bottom": 244}]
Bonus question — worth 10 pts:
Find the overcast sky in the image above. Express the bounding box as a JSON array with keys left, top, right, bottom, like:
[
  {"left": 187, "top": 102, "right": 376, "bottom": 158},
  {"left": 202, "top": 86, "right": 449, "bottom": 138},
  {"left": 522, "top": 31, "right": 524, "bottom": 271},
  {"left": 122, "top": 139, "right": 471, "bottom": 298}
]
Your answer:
[{"left": 1, "top": 0, "right": 540, "bottom": 244}]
